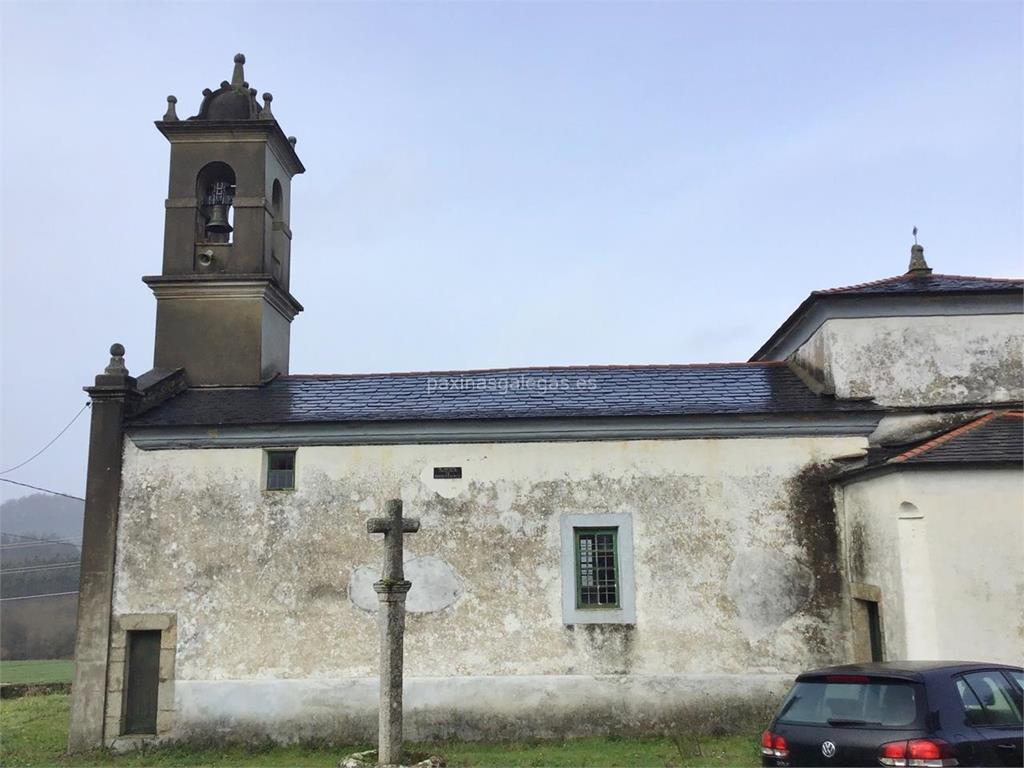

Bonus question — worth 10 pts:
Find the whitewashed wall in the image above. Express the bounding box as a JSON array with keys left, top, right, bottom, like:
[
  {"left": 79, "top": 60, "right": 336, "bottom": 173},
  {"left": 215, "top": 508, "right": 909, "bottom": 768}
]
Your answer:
[
  {"left": 112, "top": 434, "right": 865, "bottom": 741},
  {"left": 791, "top": 314, "right": 1023, "bottom": 407},
  {"left": 839, "top": 468, "right": 1024, "bottom": 666}
]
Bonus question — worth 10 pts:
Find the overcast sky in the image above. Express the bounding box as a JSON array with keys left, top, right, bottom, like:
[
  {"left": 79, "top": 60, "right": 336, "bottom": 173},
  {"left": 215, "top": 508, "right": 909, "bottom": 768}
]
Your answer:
[{"left": 1, "top": 1, "right": 1021, "bottom": 502}]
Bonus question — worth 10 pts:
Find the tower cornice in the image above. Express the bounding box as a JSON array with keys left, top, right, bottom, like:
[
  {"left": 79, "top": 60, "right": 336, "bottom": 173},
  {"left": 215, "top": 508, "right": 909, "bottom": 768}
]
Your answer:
[
  {"left": 142, "top": 274, "right": 304, "bottom": 320},
  {"left": 155, "top": 119, "right": 304, "bottom": 176}
]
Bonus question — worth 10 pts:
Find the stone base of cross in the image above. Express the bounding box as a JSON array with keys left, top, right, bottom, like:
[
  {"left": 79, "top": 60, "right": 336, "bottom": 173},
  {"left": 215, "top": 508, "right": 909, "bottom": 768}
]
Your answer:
[{"left": 366, "top": 499, "right": 420, "bottom": 767}]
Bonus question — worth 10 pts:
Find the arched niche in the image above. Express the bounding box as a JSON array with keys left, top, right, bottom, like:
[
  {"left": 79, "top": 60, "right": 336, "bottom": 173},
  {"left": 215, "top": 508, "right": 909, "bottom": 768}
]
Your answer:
[
  {"left": 196, "top": 162, "right": 237, "bottom": 244},
  {"left": 271, "top": 179, "right": 284, "bottom": 223},
  {"left": 898, "top": 501, "right": 920, "bottom": 517}
]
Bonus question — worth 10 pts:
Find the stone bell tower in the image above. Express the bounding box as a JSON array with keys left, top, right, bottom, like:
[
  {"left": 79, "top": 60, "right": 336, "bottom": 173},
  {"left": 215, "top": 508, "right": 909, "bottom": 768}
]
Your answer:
[{"left": 144, "top": 54, "right": 304, "bottom": 386}]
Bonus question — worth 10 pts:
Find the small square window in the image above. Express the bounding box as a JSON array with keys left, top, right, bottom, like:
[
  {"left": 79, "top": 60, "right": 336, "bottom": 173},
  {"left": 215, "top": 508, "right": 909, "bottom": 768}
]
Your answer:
[
  {"left": 266, "top": 450, "right": 295, "bottom": 490},
  {"left": 574, "top": 527, "right": 619, "bottom": 609}
]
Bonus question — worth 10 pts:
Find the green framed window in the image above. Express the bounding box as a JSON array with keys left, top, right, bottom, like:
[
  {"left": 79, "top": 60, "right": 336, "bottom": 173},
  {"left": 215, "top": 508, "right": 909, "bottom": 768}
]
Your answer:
[{"left": 574, "top": 527, "right": 619, "bottom": 608}]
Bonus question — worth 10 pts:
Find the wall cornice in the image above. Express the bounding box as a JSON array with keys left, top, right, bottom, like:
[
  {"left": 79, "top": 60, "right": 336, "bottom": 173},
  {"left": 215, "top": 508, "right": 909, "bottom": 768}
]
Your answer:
[{"left": 126, "top": 412, "right": 881, "bottom": 450}]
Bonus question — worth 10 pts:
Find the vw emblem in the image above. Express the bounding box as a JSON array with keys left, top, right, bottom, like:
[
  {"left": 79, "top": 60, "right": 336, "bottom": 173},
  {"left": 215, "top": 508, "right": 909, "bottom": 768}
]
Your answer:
[{"left": 821, "top": 741, "right": 837, "bottom": 758}]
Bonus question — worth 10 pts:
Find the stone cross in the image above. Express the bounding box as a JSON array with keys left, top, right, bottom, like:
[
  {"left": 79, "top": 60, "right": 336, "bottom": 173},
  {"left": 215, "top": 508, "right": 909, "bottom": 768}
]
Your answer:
[{"left": 366, "top": 499, "right": 420, "bottom": 767}]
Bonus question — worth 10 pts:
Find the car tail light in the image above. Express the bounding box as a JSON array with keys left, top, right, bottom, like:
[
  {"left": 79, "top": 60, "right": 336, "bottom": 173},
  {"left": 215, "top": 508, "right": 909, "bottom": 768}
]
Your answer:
[
  {"left": 908, "top": 740, "right": 945, "bottom": 760},
  {"left": 760, "top": 730, "right": 789, "bottom": 759},
  {"left": 880, "top": 741, "right": 909, "bottom": 766},
  {"left": 826, "top": 674, "right": 871, "bottom": 683},
  {"left": 878, "top": 738, "right": 958, "bottom": 767}
]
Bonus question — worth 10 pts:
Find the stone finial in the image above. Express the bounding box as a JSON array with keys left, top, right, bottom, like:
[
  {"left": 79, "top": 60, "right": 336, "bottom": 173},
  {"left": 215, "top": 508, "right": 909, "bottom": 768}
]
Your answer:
[
  {"left": 288, "top": 136, "right": 297, "bottom": 147},
  {"left": 163, "top": 95, "right": 179, "bottom": 122},
  {"left": 262, "top": 92, "right": 274, "bottom": 118},
  {"left": 907, "top": 227, "right": 931, "bottom": 275},
  {"left": 104, "top": 343, "right": 129, "bottom": 376},
  {"left": 231, "top": 53, "right": 246, "bottom": 89}
]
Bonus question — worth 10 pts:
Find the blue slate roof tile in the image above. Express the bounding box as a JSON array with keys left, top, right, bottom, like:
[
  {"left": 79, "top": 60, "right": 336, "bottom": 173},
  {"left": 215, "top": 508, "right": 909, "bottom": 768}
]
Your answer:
[{"left": 128, "top": 362, "right": 878, "bottom": 428}]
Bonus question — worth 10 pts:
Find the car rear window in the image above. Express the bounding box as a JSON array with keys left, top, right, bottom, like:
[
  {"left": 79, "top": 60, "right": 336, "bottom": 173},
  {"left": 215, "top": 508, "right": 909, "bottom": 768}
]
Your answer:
[{"left": 775, "top": 679, "right": 925, "bottom": 728}]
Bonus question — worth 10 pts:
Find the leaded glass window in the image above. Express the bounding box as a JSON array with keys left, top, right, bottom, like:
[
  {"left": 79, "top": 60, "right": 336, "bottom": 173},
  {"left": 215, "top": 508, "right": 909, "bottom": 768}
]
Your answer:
[{"left": 574, "top": 527, "right": 619, "bottom": 608}]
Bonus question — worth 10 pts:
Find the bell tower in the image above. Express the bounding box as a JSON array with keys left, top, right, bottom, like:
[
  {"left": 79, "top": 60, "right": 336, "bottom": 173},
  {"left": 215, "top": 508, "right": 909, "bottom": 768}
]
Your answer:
[{"left": 144, "top": 54, "right": 304, "bottom": 386}]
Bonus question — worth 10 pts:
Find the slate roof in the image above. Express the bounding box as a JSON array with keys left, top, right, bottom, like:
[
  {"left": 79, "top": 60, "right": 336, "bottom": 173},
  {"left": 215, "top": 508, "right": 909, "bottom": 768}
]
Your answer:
[
  {"left": 752, "top": 272, "right": 1023, "bottom": 361},
  {"left": 889, "top": 411, "right": 1023, "bottom": 466},
  {"left": 817, "top": 273, "right": 1023, "bottom": 296},
  {"left": 127, "top": 362, "right": 878, "bottom": 428}
]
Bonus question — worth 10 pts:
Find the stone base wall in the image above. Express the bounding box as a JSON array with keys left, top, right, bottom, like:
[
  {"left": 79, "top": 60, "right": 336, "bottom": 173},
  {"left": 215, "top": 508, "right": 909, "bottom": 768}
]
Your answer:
[{"left": 167, "top": 674, "right": 792, "bottom": 745}]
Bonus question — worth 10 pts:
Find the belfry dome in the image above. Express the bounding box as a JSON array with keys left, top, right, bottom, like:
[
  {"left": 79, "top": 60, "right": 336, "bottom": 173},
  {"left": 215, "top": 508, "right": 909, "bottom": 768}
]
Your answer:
[{"left": 190, "top": 54, "right": 268, "bottom": 121}]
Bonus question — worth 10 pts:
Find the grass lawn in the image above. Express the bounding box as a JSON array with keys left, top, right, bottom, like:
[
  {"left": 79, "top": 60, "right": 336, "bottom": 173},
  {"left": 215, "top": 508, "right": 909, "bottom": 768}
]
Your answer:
[
  {"left": 0, "top": 659, "right": 75, "bottom": 685},
  {"left": 0, "top": 693, "right": 761, "bottom": 767}
]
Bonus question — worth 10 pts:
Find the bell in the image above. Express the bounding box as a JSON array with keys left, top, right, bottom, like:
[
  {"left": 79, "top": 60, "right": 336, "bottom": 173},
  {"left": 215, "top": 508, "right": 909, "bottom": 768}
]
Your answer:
[
  {"left": 203, "top": 180, "right": 234, "bottom": 239},
  {"left": 205, "top": 203, "right": 233, "bottom": 235}
]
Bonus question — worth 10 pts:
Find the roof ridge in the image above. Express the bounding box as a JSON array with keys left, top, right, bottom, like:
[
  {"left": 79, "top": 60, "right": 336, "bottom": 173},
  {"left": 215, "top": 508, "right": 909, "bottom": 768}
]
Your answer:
[
  {"left": 815, "top": 274, "right": 908, "bottom": 294},
  {"left": 282, "top": 361, "right": 789, "bottom": 379},
  {"left": 815, "top": 272, "right": 1023, "bottom": 296},
  {"left": 890, "top": 411, "right": 1001, "bottom": 464},
  {"left": 923, "top": 273, "right": 1023, "bottom": 283}
]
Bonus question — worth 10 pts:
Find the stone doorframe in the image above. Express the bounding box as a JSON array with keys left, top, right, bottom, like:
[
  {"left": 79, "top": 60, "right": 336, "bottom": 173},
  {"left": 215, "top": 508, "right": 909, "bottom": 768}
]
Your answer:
[
  {"left": 848, "top": 583, "right": 885, "bottom": 663},
  {"left": 105, "top": 613, "right": 177, "bottom": 749}
]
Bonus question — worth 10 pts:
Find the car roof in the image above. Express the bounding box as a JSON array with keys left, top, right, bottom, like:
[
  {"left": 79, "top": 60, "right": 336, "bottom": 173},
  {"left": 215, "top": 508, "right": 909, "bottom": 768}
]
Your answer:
[{"left": 797, "top": 661, "right": 1023, "bottom": 682}]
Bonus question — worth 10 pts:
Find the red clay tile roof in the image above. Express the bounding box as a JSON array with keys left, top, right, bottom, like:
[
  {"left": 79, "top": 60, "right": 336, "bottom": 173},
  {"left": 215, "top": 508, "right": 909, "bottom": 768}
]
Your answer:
[
  {"left": 816, "top": 273, "right": 1023, "bottom": 296},
  {"left": 889, "top": 411, "right": 1023, "bottom": 465}
]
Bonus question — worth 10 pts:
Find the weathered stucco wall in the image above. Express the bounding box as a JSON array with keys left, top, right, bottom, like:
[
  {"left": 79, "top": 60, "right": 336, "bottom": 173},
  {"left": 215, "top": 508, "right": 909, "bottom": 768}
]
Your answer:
[
  {"left": 171, "top": 673, "right": 794, "bottom": 744},
  {"left": 113, "top": 434, "right": 865, "bottom": 741},
  {"left": 839, "top": 468, "right": 1024, "bottom": 666},
  {"left": 791, "top": 314, "right": 1023, "bottom": 407}
]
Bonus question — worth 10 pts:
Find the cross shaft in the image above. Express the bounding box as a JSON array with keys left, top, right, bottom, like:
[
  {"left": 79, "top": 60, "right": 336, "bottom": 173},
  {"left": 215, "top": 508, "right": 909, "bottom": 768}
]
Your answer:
[{"left": 365, "top": 498, "right": 419, "bottom": 766}]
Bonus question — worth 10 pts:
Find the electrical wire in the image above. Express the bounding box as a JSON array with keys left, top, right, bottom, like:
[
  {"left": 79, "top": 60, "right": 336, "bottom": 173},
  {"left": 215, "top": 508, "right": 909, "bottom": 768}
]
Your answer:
[
  {"left": 0, "top": 402, "right": 89, "bottom": 475},
  {"left": 0, "top": 590, "right": 79, "bottom": 602},
  {"left": 0, "top": 532, "right": 64, "bottom": 542},
  {"left": 0, "top": 478, "right": 84, "bottom": 501},
  {"left": 1, "top": 562, "right": 80, "bottom": 575},
  {"left": 0, "top": 537, "right": 81, "bottom": 550}
]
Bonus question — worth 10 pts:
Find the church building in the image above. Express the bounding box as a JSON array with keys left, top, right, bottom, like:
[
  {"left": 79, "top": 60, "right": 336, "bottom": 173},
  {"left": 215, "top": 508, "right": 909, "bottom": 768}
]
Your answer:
[{"left": 69, "top": 55, "right": 1024, "bottom": 751}]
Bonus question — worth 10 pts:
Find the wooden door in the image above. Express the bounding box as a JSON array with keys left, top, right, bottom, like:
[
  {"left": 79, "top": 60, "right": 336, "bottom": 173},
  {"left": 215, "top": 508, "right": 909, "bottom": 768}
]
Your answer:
[{"left": 124, "top": 630, "right": 160, "bottom": 734}]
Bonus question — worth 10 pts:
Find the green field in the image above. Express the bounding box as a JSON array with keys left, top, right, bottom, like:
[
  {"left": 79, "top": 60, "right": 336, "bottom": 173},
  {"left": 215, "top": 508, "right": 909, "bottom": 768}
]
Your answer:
[
  {"left": 0, "top": 659, "right": 74, "bottom": 685},
  {"left": 0, "top": 693, "right": 761, "bottom": 767}
]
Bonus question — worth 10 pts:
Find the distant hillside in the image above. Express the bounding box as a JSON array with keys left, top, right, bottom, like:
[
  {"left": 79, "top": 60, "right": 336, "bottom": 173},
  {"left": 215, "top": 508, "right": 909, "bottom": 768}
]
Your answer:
[
  {"left": 1, "top": 537, "right": 80, "bottom": 566},
  {"left": 0, "top": 493, "right": 84, "bottom": 540},
  {"left": 1, "top": 531, "right": 80, "bottom": 601},
  {"left": 1, "top": 494, "right": 83, "bottom": 660},
  {"left": 1, "top": 594, "right": 77, "bottom": 659}
]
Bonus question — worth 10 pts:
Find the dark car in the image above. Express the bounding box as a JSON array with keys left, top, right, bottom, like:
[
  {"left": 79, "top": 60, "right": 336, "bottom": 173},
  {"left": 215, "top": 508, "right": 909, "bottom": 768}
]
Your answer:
[{"left": 761, "top": 661, "right": 1023, "bottom": 767}]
